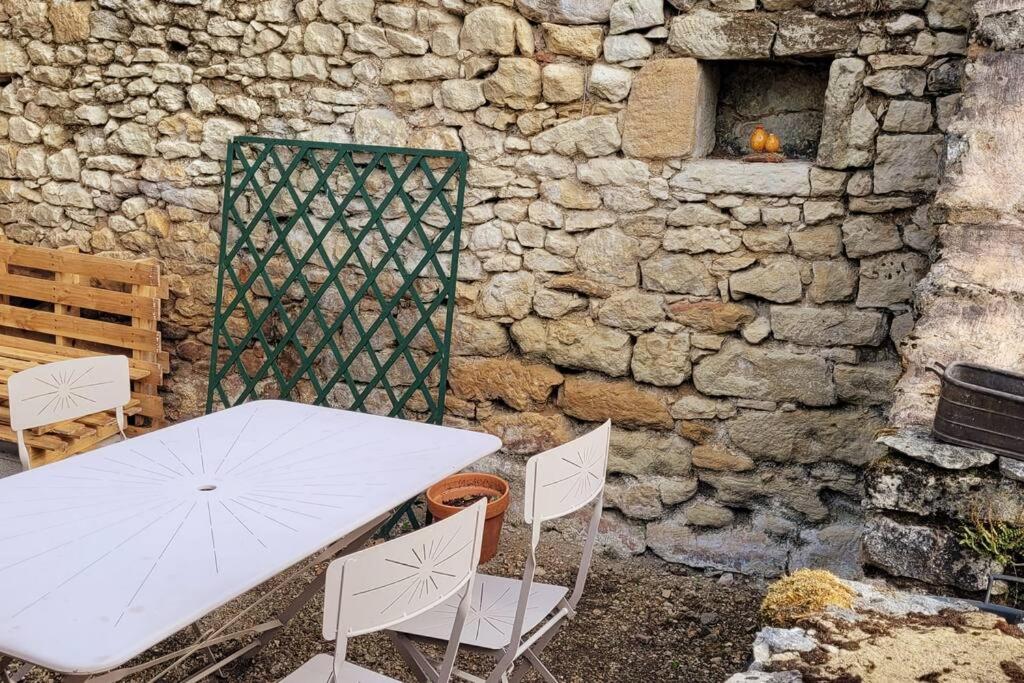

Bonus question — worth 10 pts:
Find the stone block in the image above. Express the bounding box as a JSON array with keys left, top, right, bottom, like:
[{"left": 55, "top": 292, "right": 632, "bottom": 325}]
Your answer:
[
  {"left": 49, "top": 2, "right": 91, "bottom": 43},
  {"left": 841, "top": 214, "right": 903, "bottom": 258},
  {"left": 480, "top": 411, "right": 573, "bottom": 455},
  {"left": 770, "top": 305, "right": 887, "bottom": 346},
  {"left": 609, "top": 0, "right": 665, "bottom": 34},
  {"left": 668, "top": 9, "right": 776, "bottom": 60},
  {"left": 873, "top": 134, "right": 944, "bottom": 193},
  {"left": 640, "top": 253, "right": 718, "bottom": 295},
  {"left": 670, "top": 160, "right": 812, "bottom": 196},
  {"left": 730, "top": 260, "right": 803, "bottom": 303},
  {"left": 693, "top": 341, "right": 836, "bottom": 406},
  {"left": 877, "top": 426, "right": 998, "bottom": 469},
  {"left": 728, "top": 408, "right": 887, "bottom": 465},
  {"left": 692, "top": 444, "right": 754, "bottom": 471},
  {"left": 558, "top": 376, "right": 673, "bottom": 429},
  {"left": 883, "top": 100, "right": 934, "bottom": 132},
  {"left": 449, "top": 357, "right": 564, "bottom": 411},
  {"left": 622, "top": 59, "right": 717, "bottom": 160},
  {"left": 631, "top": 332, "right": 692, "bottom": 386},
  {"left": 667, "top": 301, "right": 756, "bottom": 333},
  {"left": 647, "top": 520, "right": 790, "bottom": 577},
  {"left": 817, "top": 58, "right": 876, "bottom": 169},
  {"left": 863, "top": 516, "right": 996, "bottom": 591},
  {"left": 576, "top": 228, "right": 642, "bottom": 286},
  {"left": 512, "top": 315, "right": 634, "bottom": 377},
  {"left": 835, "top": 362, "right": 901, "bottom": 404},
  {"left": 773, "top": 11, "right": 860, "bottom": 57},
  {"left": 0, "top": 40, "right": 29, "bottom": 75},
  {"left": 531, "top": 115, "right": 621, "bottom": 157},
  {"left": 609, "top": 428, "right": 693, "bottom": 477},
  {"left": 867, "top": 456, "right": 1024, "bottom": 523},
  {"left": 543, "top": 23, "right": 604, "bottom": 60},
  {"left": 856, "top": 252, "right": 929, "bottom": 308},
  {"left": 515, "top": 0, "right": 614, "bottom": 24}
]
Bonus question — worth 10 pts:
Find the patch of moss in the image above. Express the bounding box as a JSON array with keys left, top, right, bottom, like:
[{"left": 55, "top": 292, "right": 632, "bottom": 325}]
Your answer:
[{"left": 761, "top": 569, "right": 856, "bottom": 627}]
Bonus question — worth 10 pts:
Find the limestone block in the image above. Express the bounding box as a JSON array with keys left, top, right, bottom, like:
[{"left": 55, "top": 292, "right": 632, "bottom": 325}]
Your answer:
[
  {"left": 668, "top": 9, "right": 776, "bottom": 59},
  {"left": 558, "top": 376, "right": 673, "bottom": 429},
  {"left": 863, "top": 516, "right": 995, "bottom": 591},
  {"left": 603, "top": 34, "right": 653, "bottom": 62},
  {"left": 631, "top": 332, "right": 691, "bottom": 386},
  {"left": 647, "top": 521, "right": 790, "bottom": 576},
  {"left": 621, "top": 58, "right": 717, "bottom": 160},
  {"left": 531, "top": 115, "right": 621, "bottom": 157},
  {"left": 483, "top": 58, "right": 542, "bottom": 110},
  {"left": 728, "top": 407, "right": 887, "bottom": 465},
  {"left": 730, "top": 260, "right": 803, "bottom": 303},
  {"left": 640, "top": 253, "right": 718, "bottom": 295},
  {"left": 576, "top": 228, "right": 642, "bottom": 286},
  {"left": 440, "top": 79, "right": 486, "bottom": 112},
  {"left": 667, "top": 301, "right": 756, "bottom": 333},
  {"left": 609, "top": 0, "right": 665, "bottom": 34},
  {"left": 809, "top": 259, "right": 857, "bottom": 303},
  {"left": 48, "top": 2, "right": 91, "bottom": 43},
  {"left": 873, "top": 134, "right": 944, "bottom": 193},
  {"left": 542, "top": 63, "right": 585, "bottom": 103},
  {"left": 670, "top": 160, "right": 812, "bottom": 195},
  {"left": 543, "top": 23, "right": 604, "bottom": 60},
  {"left": 515, "top": 0, "right": 615, "bottom": 24},
  {"left": 856, "top": 252, "right": 929, "bottom": 307},
  {"left": 693, "top": 340, "right": 836, "bottom": 406},
  {"left": 770, "top": 305, "right": 887, "bottom": 346},
  {"left": 817, "top": 58, "right": 876, "bottom": 169},
  {"left": 460, "top": 6, "right": 533, "bottom": 56},
  {"left": 449, "top": 357, "right": 563, "bottom": 411},
  {"left": 841, "top": 214, "right": 903, "bottom": 257},
  {"left": 774, "top": 11, "right": 860, "bottom": 56},
  {"left": 589, "top": 64, "right": 634, "bottom": 102}
]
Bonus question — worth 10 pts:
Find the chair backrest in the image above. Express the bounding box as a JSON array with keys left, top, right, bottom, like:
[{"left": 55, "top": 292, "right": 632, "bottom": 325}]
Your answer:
[
  {"left": 500, "top": 421, "right": 610, "bottom": 666},
  {"left": 323, "top": 500, "right": 486, "bottom": 681},
  {"left": 524, "top": 419, "right": 611, "bottom": 530},
  {"left": 8, "top": 355, "right": 131, "bottom": 469}
]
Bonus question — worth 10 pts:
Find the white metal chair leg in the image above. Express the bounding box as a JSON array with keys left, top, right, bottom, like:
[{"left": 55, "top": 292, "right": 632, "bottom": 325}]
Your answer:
[
  {"left": 15, "top": 431, "right": 30, "bottom": 471},
  {"left": 115, "top": 405, "right": 127, "bottom": 441}
]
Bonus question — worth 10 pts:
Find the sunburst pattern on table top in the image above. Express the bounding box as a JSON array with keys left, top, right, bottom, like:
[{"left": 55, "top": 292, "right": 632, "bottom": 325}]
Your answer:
[{"left": 0, "top": 400, "right": 500, "bottom": 675}]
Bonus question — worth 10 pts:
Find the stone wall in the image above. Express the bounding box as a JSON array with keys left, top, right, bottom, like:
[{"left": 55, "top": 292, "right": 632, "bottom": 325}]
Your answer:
[
  {"left": 863, "top": 0, "right": 1024, "bottom": 593},
  {"left": 0, "top": 0, "right": 973, "bottom": 576}
]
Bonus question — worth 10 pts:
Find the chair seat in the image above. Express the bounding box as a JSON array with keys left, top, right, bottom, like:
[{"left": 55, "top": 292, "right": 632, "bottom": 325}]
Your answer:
[
  {"left": 280, "top": 654, "right": 399, "bottom": 683},
  {"left": 391, "top": 573, "right": 568, "bottom": 650}
]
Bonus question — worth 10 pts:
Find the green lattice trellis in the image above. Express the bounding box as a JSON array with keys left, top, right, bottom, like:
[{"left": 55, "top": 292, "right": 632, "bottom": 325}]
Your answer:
[{"left": 207, "top": 135, "right": 468, "bottom": 440}]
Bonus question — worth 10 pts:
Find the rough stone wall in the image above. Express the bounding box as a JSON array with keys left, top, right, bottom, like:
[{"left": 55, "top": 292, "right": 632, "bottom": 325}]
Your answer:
[
  {"left": 892, "top": 0, "right": 1024, "bottom": 426},
  {"left": 0, "top": 0, "right": 973, "bottom": 577},
  {"left": 862, "top": 0, "right": 1024, "bottom": 593}
]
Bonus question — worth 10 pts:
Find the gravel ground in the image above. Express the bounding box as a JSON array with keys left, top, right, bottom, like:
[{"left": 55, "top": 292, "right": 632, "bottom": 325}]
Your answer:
[{"left": 10, "top": 528, "right": 764, "bottom": 683}]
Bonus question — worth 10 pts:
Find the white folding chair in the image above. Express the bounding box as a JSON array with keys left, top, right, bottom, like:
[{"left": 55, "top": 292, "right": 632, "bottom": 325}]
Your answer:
[
  {"left": 389, "top": 421, "right": 611, "bottom": 683},
  {"left": 8, "top": 355, "right": 131, "bottom": 470},
  {"left": 281, "top": 499, "right": 488, "bottom": 683}
]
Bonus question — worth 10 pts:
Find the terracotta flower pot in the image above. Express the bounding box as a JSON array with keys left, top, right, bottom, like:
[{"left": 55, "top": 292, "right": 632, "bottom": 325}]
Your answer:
[{"left": 427, "top": 472, "right": 509, "bottom": 563}]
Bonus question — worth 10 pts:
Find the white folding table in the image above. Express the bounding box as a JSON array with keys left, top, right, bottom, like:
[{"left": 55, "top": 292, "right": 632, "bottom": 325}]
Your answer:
[{"left": 0, "top": 400, "right": 501, "bottom": 682}]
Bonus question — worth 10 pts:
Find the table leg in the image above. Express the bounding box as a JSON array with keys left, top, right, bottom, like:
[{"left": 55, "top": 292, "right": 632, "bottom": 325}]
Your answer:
[{"left": 249, "top": 514, "right": 386, "bottom": 656}]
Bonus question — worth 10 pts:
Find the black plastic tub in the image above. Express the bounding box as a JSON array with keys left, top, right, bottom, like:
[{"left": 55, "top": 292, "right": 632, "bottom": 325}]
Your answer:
[{"left": 931, "top": 361, "right": 1024, "bottom": 462}]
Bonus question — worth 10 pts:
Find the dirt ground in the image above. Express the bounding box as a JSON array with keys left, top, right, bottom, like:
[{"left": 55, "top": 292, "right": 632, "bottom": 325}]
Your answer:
[{"left": 13, "top": 529, "right": 765, "bottom": 683}]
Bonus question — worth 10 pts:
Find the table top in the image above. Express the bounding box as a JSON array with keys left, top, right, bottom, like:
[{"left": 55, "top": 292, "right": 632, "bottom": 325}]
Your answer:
[{"left": 0, "top": 400, "right": 501, "bottom": 674}]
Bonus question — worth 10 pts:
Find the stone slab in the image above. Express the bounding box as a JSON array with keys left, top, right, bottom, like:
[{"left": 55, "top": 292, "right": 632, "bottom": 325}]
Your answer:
[
  {"left": 622, "top": 58, "right": 717, "bottom": 160},
  {"left": 878, "top": 426, "right": 998, "bottom": 469},
  {"left": 670, "top": 160, "right": 812, "bottom": 196}
]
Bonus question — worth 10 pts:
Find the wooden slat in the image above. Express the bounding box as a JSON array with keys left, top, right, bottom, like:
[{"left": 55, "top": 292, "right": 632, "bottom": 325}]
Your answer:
[
  {"left": 0, "top": 337, "right": 160, "bottom": 380},
  {"left": 0, "top": 242, "right": 160, "bottom": 286},
  {"left": 0, "top": 359, "right": 151, "bottom": 382},
  {"left": 0, "top": 304, "right": 160, "bottom": 352},
  {"left": 0, "top": 272, "right": 158, "bottom": 319}
]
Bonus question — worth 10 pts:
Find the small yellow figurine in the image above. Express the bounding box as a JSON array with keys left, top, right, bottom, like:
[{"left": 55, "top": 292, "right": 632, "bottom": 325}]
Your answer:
[
  {"left": 765, "top": 132, "right": 781, "bottom": 153},
  {"left": 749, "top": 124, "right": 767, "bottom": 153}
]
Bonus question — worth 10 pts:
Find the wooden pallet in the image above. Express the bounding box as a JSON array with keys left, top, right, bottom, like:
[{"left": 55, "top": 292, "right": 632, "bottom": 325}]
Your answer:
[{"left": 0, "top": 242, "right": 168, "bottom": 467}]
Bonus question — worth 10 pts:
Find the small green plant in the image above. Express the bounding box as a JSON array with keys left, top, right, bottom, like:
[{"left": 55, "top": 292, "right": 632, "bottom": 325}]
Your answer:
[{"left": 958, "top": 509, "right": 1024, "bottom": 566}]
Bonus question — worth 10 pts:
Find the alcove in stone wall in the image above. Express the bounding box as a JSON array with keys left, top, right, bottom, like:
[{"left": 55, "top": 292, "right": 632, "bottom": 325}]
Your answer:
[{"left": 713, "top": 60, "right": 831, "bottom": 160}]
